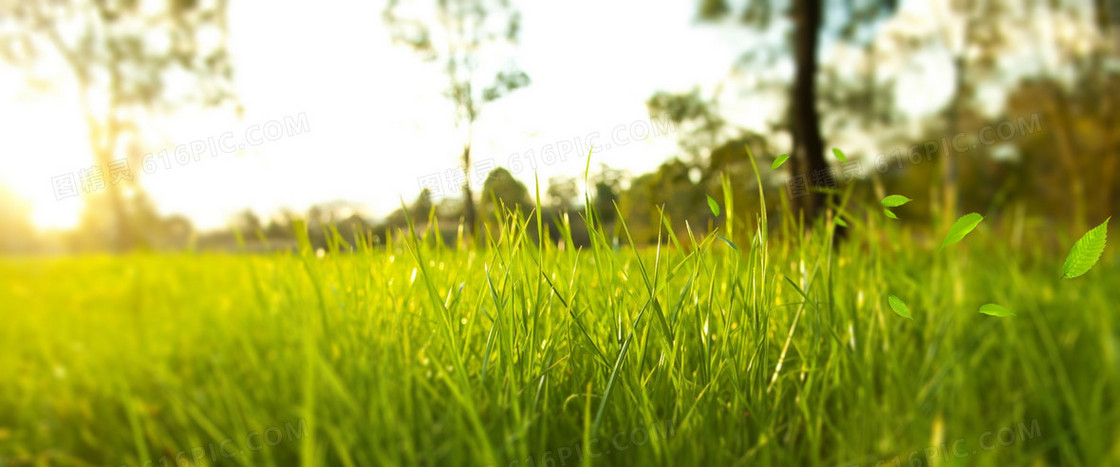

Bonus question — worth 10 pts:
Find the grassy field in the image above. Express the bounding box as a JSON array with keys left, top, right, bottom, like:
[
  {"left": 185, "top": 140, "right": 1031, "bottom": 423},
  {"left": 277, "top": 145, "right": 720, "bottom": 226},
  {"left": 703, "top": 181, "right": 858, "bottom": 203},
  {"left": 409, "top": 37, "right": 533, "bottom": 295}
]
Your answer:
[{"left": 2, "top": 185, "right": 1118, "bottom": 466}]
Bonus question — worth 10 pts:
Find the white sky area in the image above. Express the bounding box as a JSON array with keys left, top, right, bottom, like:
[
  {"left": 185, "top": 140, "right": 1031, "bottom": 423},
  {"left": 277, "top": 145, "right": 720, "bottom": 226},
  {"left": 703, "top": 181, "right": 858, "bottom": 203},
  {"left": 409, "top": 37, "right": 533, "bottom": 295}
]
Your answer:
[{"left": 0, "top": 0, "right": 1085, "bottom": 231}]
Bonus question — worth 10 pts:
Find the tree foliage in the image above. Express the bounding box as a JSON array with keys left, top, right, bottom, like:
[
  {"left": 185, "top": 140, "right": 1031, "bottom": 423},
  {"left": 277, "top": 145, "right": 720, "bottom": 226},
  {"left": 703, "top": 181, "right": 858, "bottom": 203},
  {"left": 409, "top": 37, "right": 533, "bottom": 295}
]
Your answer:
[
  {"left": 0, "top": 0, "right": 237, "bottom": 250},
  {"left": 383, "top": 0, "right": 530, "bottom": 236}
]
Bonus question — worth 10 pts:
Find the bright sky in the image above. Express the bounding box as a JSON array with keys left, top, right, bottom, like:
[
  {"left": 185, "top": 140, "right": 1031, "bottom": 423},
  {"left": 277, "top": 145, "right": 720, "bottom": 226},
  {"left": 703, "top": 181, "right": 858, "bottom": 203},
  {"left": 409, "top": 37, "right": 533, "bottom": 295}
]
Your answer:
[{"left": 0, "top": 0, "right": 1019, "bottom": 232}]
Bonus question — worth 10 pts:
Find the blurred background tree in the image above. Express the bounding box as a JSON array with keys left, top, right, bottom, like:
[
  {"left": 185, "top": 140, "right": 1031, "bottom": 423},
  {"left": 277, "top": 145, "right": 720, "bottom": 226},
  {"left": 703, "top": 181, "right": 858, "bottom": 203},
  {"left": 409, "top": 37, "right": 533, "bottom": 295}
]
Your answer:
[
  {"left": 1, "top": 0, "right": 1117, "bottom": 253},
  {"left": 0, "top": 186, "right": 35, "bottom": 253},
  {"left": 690, "top": 0, "right": 900, "bottom": 222},
  {"left": 479, "top": 167, "right": 531, "bottom": 219},
  {"left": 0, "top": 0, "right": 237, "bottom": 251},
  {"left": 383, "top": 0, "right": 531, "bottom": 238},
  {"left": 546, "top": 176, "right": 578, "bottom": 212}
]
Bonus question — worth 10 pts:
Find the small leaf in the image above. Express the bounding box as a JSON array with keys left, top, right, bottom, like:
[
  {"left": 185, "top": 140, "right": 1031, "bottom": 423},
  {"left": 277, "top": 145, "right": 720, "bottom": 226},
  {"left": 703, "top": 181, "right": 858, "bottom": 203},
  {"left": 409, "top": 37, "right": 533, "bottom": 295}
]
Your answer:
[
  {"left": 880, "top": 195, "right": 912, "bottom": 208},
  {"left": 1061, "top": 217, "right": 1110, "bottom": 279},
  {"left": 835, "top": 216, "right": 848, "bottom": 227},
  {"left": 706, "top": 195, "right": 720, "bottom": 217},
  {"left": 883, "top": 208, "right": 898, "bottom": 220},
  {"left": 771, "top": 154, "right": 790, "bottom": 170},
  {"left": 939, "top": 213, "right": 984, "bottom": 251},
  {"left": 832, "top": 147, "right": 847, "bottom": 162},
  {"left": 978, "top": 303, "right": 1015, "bottom": 317},
  {"left": 888, "top": 295, "right": 911, "bottom": 319},
  {"left": 714, "top": 234, "right": 739, "bottom": 251}
]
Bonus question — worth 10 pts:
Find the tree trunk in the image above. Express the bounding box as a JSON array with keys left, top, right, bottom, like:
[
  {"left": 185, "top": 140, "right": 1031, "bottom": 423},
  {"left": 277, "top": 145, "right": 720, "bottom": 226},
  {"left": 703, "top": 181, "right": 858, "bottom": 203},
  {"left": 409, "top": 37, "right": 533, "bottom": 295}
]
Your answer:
[
  {"left": 940, "top": 55, "right": 964, "bottom": 229},
  {"left": 1098, "top": 78, "right": 1119, "bottom": 221},
  {"left": 1087, "top": 16, "right": 1117, "bottom": 226},
  {"left": 790, "top": 0, "right": 828, "bottom": 222},
  {"left": 460, "top": 144, "right": 478, "bottom": 237},
  {"left": 87, "top": 114, "right": 133, "bottom": 253},
  {"left": 1093, "top": 0, "right": 1112, "bottom": 31},
  {"left": 1042, "top": 89, "right": 1086, "bottom": 233}
]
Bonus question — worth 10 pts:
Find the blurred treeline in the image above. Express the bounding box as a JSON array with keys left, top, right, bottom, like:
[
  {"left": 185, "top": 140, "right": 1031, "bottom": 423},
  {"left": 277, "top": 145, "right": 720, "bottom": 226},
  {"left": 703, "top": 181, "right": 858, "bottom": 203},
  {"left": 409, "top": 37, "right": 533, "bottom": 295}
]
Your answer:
[{"left": 0, "top": 0, "right": 1118, "bottom": 254}]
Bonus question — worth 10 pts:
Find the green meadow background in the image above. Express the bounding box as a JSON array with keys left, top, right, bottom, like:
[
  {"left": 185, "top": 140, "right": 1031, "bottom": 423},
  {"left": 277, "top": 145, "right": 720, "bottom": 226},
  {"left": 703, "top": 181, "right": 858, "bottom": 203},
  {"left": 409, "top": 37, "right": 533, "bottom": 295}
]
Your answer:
[{"left": 3, "top": 187, "right": 1117, "bottom": 465}]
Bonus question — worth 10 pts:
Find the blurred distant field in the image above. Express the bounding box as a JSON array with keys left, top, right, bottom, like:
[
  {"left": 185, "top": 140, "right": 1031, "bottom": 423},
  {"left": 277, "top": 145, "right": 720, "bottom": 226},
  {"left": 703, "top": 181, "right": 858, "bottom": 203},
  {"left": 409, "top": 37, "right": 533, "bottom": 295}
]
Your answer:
[{"left": 2, "top": 213, "right": 1117, "bottom": 466}]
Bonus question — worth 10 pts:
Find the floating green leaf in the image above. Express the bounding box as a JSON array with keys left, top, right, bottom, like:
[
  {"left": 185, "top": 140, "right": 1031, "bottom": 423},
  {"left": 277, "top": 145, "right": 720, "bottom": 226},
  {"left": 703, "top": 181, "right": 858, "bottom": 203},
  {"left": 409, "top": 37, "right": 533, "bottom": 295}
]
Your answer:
[
  {"left": 835, "top": 216, "right": 848, "bottom": 228},
  {"left": 1061, "top": 217, "right": 1110, "bottom": 279},
  {"left": 706, "top": 195, "right": 720, "bottom": 217},
  {"left": 883, "top": 208, "right": 898, "bottom": 220},
  {"left": 832, "top": 147, "right": 847, "bottom": 162},
  {"left": 978, "top": 303, "right": 1015, "bottom": 317},
  {"left": 771, "top": 154, "right": 789, "bottom": 170},
  {"left": 880, "top": 195, "right": 912, "bottom": 208},
  {"left": 939, "top": 213, "right": 984, "bottom": 251},
  {"left": 888, "top": 295, "right": 911, "bottom": 319}
]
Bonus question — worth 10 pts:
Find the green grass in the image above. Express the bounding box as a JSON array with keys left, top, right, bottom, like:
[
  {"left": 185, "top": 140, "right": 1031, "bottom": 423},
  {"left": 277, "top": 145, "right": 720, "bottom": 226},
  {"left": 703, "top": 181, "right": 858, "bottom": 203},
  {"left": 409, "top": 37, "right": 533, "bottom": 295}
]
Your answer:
[{"left": 1, "top": 193, "right": 1118, "bottom": 466}]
